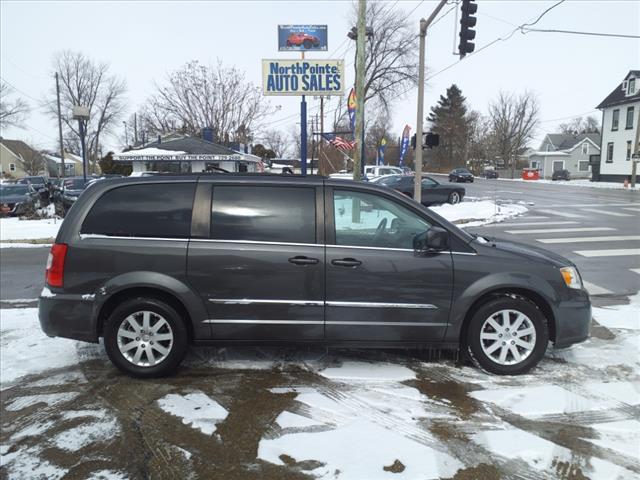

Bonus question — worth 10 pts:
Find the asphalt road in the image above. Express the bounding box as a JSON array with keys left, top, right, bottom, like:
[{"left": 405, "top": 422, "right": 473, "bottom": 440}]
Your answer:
[
  {"left": 1, "top": 178, "right": 638, "bottom": 303},
  {"left": 429, "top": 175, "right": 640, "bottom": 298}
]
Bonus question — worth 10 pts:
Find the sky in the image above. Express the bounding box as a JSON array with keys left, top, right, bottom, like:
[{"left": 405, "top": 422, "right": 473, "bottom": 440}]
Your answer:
[{"left": 1, "top": 0, "right": 638, "bottom": 154}]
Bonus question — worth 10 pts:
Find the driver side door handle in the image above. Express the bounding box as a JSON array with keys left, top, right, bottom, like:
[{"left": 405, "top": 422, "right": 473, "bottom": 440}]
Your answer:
[{"left": 331, "top": 258, "right": 362, "bottom": 268}]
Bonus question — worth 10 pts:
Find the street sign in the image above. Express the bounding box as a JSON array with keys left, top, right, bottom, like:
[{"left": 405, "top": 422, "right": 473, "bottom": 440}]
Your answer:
[
  {"left": 262, "top": 59, "right": 344, "bottom": 96},
  {"left": 278, "top": 25, "right": 328, "bottom": 51}
]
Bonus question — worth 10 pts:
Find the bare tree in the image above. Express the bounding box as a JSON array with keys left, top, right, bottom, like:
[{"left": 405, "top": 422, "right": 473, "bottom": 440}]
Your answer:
[
  {"left": 467, "top": 110, "right": 495, "bottom": 170},
  {"left": 488, "top": 91, "right": 540, "bottom": 177},
  {"left": 46, "top": 51, "right": 127, "bottom": 163},
  {"left": 261, "top": 129, "right": 291, "bottom": 158},
  {"left": 16, "top": 142, "right": 46, "bottom": 175},
  {"left": 348, "top": 1, "right": 418, "bottom": 113},
  {"left": 140, "top": 60, "right": 272, "bottom": 143},
  {"left": 558, "top": 115, "right": 600, "bottom": 135},
  {"left": 0, "top": 80, "right": 30, "bottom": 129}
]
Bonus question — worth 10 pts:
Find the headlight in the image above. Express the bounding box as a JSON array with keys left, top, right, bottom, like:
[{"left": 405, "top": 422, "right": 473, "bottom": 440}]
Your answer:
[{"left": 560, "top": 266, "right": 582, "bottom": 290}]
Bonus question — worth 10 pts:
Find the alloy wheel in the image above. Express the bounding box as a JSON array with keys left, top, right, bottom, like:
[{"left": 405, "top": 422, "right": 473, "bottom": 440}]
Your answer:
[
  {"left": 117, "top": 310, "right": 174, "bottom": 367},
  {"left": 479, "top": 309, "right": 536, "bottom": 366}
]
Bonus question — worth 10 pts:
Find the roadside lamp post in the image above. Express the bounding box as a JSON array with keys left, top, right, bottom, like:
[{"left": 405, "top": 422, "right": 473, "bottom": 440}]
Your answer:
[{"left": 73, "top": 106, "right": 90, "bottom": 183}]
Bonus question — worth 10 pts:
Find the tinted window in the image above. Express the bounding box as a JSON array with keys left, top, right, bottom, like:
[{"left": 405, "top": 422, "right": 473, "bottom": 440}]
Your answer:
[
  {"left": 333, "top": 190, "right": 430, "bottom": 249},
  {"left": 211, "top": 186, "right": 315, "bottom": 243},
  {"left": 422, "top": 177, "right": 438, "bottom": 187},
  {"left": 378, "top": 175, "right": 403, "bottom": 186},
  {"left": 81, "top": 183, "right": 195, "bottom": 238}
]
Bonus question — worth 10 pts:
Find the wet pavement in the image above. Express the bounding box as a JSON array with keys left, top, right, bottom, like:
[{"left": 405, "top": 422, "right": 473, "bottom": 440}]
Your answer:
[{"left": 1, "top": 327, "right": 639, "bottom": 480}]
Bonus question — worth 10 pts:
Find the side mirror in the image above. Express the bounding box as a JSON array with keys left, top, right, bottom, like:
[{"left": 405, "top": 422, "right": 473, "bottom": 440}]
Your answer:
[{"left": 413, "top": 226, "right": 449, "bottom": 253}]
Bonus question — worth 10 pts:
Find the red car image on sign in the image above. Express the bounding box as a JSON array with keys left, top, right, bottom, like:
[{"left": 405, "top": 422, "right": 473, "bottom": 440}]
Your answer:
[{"left": 286, "top": 32, "right": 320, "bottom": 49}]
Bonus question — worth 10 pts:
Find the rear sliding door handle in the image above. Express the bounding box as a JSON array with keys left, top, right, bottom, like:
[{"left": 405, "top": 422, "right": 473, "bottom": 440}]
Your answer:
[
  {"left": 288, "top": 256, "right": 319, "bottom": 266},
  {"left": 331, "top": 258, "right": 362, "bottom": 267}
]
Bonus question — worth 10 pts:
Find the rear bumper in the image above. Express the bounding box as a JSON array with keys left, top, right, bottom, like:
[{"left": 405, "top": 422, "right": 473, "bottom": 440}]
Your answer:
[
  {"left": 38, "top": 288, "right": 98, "bottom": 343},
  {"left": 552, "top": 296, "right": 591, "bottom": 348}
]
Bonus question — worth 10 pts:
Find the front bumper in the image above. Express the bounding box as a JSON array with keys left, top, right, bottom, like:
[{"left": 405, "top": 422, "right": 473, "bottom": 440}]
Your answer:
[
  {"left": 552, "top": 294, "right": 591, "bottom": 348},
  {"left": 38, "top": 288, "right": 98, "bottom": 343}
]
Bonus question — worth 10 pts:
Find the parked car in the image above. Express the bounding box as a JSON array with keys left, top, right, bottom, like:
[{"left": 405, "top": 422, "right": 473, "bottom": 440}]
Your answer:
[
  {"left": 17, "top": 175, "right": 48, "bottom": 189},
  {"left": 328, "top": 170, "right": 370, "bottom": 181},
  {"left": 61, "top": 176, "right": 96, "bottom": 210},
  {"left": 552, "top": 169, "right": 571, "bottom": 181},
  {"left": 482, "top": 169, "right": 499, "bottom": 179},
  {"left": 39, "top": 174, "right": 591, "bottom": 377},
  {"left": 286, "top": 32, "right": 320, "bottom": 49},
  {"left": 364, "top": 165, "right": 404, "bottom": 179},
  {"left": 448, "top": 168, "right": 474, "bottom": 183},
  {"left": 372, "top": 174, "right": 465, "bottom": 205},
  {"left": 0, "top": 183, "right": 33, "bottom": 216}
]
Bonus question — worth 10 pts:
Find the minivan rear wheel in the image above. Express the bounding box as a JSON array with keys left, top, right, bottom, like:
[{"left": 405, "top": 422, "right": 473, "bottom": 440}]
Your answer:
[
  {"left": 467, "top": 297, "right": 548, "bottom": 375},
  {"left": 104, "top": 297, "right": 188, "bottom": 378}
]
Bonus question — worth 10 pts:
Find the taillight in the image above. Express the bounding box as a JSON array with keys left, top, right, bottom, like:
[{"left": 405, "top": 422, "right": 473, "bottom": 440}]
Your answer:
[{"left": 46, "top": 243, "right": 68, "bottom": 288}]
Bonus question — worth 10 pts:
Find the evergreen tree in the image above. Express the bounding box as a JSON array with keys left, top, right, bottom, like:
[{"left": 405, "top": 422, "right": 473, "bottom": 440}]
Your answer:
[
  {"left": 427, "top": 84, "right": 471, "bottom": 170},
  {"left": 98, "top": 152, "right": 132, "bottom": 176}
]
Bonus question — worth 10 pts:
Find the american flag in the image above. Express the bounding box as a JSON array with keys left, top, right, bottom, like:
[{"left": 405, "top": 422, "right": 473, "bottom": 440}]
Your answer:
[{"left": 322, "top": 133, "right": 355, "bottom": 151}]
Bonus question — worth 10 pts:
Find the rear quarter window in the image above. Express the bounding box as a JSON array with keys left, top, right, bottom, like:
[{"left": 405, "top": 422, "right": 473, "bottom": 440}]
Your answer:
[{"left": 81, "top": 183, "right": 195, "bottom": 238}]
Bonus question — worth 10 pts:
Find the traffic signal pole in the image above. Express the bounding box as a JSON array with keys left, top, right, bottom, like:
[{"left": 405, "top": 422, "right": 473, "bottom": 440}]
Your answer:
[{"left": 414, "top": 0, "right": 448, "bottom": 203}]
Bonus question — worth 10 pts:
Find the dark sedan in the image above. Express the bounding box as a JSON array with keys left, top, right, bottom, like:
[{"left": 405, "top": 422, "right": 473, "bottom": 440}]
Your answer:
[
  {"left": 0, "top": 184, "right": 33, "bottom": 216},
  {"left": 448, "top": 168, "right": 474, "bottom": 183},
  {"left": 552, "top": 169, "right": 571, "bottom": 181},
  {"left": 482, "top": 169, "right": 499, "bottom": 179},
  {"left": 61, "top": 176, "right": 94, "bottom": 210},
  {"left": 372, "top": 174, "right": 465, "bottom": 205}
]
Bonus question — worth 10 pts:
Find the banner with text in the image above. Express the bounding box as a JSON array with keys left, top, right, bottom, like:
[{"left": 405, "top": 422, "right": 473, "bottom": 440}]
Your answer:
[{"left": 262, "top": 59, "right": 344, "bottom": 96}]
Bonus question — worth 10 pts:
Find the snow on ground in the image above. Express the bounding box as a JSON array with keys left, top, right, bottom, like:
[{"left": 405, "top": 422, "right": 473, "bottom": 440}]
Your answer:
[
  {"left": 1, "top": 295, "right": 638, "bottom": 478},
  {"left": 497, "top": 177, "right": 639, "bottom": 190},
  {"left": 0, "top": 308, "right": 81, "bottom": 388},
  {"left": 0, "top": 217, "right": 61, "bottom": 242},
  {"left": 431, "top": 199, "right": 527, "bottom": 227},
  {"left": 157, "top": 392, "right": 228, "bottom": 436}
]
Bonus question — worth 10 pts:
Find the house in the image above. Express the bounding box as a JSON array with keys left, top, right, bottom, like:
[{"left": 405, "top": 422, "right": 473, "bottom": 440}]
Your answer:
[
  {"left": 527, "top": 133, "right": 601, "bottom": 179},
  {"left": 595, "top": 70, "right": 640, "bottom": 182},
  {"left": 113, "top": 134, "right": 263, "bottom": 174},
  {"left": 44, "top": 152, "right": 84, "bottom": 177},
  {"left": 0, "top": 138, "right": 46, "bottom": 178}
]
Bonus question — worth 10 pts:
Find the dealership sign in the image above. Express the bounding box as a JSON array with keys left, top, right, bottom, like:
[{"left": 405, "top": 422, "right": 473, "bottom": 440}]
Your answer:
[
  {"left": 278, "top": 25, "right": 328, "bottom": 51},
  {"left": 262, "top": 59, "right": 344, "bottom": 96}
]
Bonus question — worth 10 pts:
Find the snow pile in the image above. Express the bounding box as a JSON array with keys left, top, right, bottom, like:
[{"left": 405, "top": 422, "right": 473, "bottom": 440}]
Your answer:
[
  {"left": 0, "top": 217, "right": 61, "bottom": 242},
  {"left": 499, "top": 177, "right": 639, "bottom": 190},
  {"left": 430, "top": 200, "right": 527, "bottom": 227},
  {"left": 35, "top": 203, "right": 57, "bottom": 219}
]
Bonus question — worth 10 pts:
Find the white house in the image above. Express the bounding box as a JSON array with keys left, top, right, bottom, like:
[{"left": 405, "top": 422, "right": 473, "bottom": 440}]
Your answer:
[
  {"left": 113, "top": 136, "right": 263, "bottom": 174},
  {"left": 528, "top": 133, "right": 600, "bottom": 180},
  {"left": 596, "top": 70, "right": 640, "bottom": 182}
]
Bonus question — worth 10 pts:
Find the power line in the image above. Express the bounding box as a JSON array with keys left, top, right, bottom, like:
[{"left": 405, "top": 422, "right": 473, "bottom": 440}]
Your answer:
[
  {"left": 521, "top": 27, "right": 640, "bottom": 39},
  {"left": 1, "top": 77, "right": 40, "bottom": 103},
  {"left": 539, "top": 110, "right": 600, "bottom": 124}
]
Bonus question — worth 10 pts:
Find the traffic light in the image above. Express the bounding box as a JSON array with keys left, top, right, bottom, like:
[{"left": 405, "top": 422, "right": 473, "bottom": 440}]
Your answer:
[
  {"left": 425, "top": 133, "right": 439, "bottom": 148},
  {"left": 459, "top": 0, "right": 477, "bottom": 58}
]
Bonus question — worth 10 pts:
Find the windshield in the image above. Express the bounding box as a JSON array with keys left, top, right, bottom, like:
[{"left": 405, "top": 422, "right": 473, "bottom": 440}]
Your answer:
[{"left": 0, "top": 185, "right": 29, "bottom": 195}]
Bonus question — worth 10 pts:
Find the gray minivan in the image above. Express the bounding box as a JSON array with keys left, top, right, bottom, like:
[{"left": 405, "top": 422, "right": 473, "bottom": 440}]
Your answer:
[{"left": 39, "top": 174, "right": 591, "bottom": 377}]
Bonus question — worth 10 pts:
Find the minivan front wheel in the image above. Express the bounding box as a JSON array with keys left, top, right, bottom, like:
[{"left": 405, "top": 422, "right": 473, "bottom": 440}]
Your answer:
[
  {"left": 467, "top": 297, "right": 548, "bottom": 375},
  {"left": 104, "top": 297, "right": 188, "bottom": 378}
]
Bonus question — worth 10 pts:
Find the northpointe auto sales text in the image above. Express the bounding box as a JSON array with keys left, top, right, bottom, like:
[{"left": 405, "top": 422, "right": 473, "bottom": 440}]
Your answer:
[{"left": 266, "top": 61, "right": 341, "bottom": 93}]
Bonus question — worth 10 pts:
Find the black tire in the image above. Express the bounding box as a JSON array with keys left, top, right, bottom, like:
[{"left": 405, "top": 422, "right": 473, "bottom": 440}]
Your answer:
[
  {"left": 448, "top": 191, "right": 461, "bottom": 205},
  {"left": 104, "top": 297, "right": 189, "bottom": 378},
  {"left": 303, "top": 39, "right": 312, "bottom": 49},
  {"left": 467, "top": 296, "right": 548, "bottom": 375}
]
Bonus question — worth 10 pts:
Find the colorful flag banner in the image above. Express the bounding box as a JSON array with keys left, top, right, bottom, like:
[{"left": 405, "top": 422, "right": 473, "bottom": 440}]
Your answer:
[
  {"left": 322, "top": 133, "right": 356, "bottom": 151},
  {"left": 347, "top": 88, "right": 357, "bottom": 133},
  {"left": 377, "top": 138, "right": 387, "bottom": 165},
  {"left": 399, "top": 125, "right": 411, "bottom": 167}
]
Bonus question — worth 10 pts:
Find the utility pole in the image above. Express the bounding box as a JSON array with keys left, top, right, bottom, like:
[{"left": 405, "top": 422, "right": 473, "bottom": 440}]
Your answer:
[
  {"left": 133, "top": 113, "right": 138, "bottom": 145},
  {"left": 55, "top": 73, "right": 65, "bottom": 178},
  {"left": 353, "top": 0, "right": 367, "bottom": 181},
  {"left": 414, "top": 1, "right": 448, "bottom": 202},
  {"left": 319, "top": 97, "right": 324, "bottom": 176},
  {"left": 631, "top": 107, "right": 640, "bottom": 187}
]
